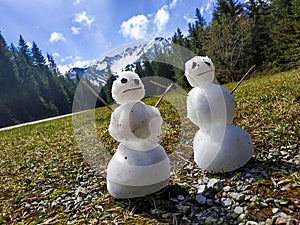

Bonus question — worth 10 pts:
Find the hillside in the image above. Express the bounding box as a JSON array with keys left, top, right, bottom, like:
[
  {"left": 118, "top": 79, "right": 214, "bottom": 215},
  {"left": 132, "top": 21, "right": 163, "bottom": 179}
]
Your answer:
[{"left": 0, "top": 69, "right": 299, "bottom": 224}]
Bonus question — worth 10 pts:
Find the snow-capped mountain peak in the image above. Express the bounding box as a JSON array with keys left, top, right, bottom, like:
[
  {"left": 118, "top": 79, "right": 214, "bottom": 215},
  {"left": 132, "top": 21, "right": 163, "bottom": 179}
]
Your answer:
[{"left": 67, "top": 37, "right": 172, "bottom": 87}]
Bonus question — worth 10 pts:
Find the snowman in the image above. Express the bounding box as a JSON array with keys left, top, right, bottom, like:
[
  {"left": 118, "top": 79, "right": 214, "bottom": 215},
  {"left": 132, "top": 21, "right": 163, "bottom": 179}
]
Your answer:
[
  {"left": 185, "top": 56, "right": 253, "bottom": 173},
  {"left": 107, "top": 71, "right": 170, "bottom": 198}
]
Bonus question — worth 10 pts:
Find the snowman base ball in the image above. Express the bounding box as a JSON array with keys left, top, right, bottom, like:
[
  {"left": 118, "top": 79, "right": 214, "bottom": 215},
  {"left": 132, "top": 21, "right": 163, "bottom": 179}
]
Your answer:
[
  {"left": 193, "top": 124, "right": 254, "bottom": 173},
  {"left": 107, "top": 144, "right": 170, "bottom": 198}
]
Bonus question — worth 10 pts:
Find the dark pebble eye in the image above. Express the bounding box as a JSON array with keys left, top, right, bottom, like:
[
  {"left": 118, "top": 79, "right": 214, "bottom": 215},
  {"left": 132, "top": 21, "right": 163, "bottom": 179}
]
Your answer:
[
  {"left": 204, "top": 61, "right": 211, "bottom": 67},
  {"left": 192, "top": 61, "right": 197, "bottom": 69},
  {"left": 121, "top": 78, "right": 127, "bottom": 84}
]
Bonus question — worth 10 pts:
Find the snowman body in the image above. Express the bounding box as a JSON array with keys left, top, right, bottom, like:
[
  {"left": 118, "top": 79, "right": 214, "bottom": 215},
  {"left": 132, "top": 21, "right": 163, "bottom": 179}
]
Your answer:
[
  {"left": 107, "top": 71, "right": 170, "bottom": 198},
  {"left": 185, "top": 56, "right": 253, "bottom": 173}
]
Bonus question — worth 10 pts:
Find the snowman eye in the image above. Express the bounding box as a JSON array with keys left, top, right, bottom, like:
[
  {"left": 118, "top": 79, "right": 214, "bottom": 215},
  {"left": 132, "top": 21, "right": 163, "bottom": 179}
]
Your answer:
[
  {"left": 121, "top": 78, "right": 128, "bottom": 84},
  {"left": 204, "top": 61, "right": 211, "bottom": 67},
  {"left": 192, "top": 62, "right": 197, "bottom": 69}
]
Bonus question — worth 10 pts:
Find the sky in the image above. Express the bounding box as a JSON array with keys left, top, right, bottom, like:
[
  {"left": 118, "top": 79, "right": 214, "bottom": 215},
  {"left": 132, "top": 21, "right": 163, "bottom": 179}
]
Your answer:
[{"left": 0, "top": 0, "right": 217, "bottom": 74}]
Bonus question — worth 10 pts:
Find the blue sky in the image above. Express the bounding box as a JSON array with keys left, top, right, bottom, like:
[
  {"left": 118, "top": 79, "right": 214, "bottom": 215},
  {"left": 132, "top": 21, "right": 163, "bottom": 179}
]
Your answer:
[{"left": 0, "top": 0, "right": 217, "bottom": 73}]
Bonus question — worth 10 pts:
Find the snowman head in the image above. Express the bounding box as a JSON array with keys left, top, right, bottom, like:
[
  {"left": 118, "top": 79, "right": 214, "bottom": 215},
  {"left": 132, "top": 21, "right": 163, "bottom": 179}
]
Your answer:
[
  {"left": 111, "top": 71, "right": 145, "bottom": 104},
  {"left": 185, "top": 56, "right": 215, "bottom": 87}
]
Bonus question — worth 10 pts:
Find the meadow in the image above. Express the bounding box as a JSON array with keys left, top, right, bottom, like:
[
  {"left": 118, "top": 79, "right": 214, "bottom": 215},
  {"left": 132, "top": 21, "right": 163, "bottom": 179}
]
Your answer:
[{"left": 0, "top": 69, "right": 299, "bottom": 224}]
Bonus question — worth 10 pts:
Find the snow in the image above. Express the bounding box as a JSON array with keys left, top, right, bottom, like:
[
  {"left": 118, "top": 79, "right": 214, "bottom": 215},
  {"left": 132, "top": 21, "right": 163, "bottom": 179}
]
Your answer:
[
  {"left": 185, "top": 56, "right": 253, "bottom": 173},
  {"left": 106, "top": 71, "right": 170, "bottom": 198}
]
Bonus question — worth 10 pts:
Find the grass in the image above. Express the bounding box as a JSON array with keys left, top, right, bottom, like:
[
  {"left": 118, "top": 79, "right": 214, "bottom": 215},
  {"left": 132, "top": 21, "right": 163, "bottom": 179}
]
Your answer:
[{"left": 0, "top": 69, "right": 299, "bottom": 224}]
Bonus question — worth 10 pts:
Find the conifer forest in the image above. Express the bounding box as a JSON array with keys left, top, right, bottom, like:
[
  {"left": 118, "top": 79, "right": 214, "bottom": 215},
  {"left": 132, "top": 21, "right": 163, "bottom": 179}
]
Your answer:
[{"left": 0, "top": 0, "right": 299, "bottom": 128}]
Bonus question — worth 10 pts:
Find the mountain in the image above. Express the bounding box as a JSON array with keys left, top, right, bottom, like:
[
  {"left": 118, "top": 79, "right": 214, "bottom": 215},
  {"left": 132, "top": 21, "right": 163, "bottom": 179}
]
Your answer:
[{"left": 66, "top": 37, "right": 172, "bottom": 87}]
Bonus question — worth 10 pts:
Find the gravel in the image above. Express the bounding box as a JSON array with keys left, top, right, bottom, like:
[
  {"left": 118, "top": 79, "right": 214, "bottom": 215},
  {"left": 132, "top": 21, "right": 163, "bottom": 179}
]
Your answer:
[{"left": 19, "top": 144, "right": 299, "bottom": 224}]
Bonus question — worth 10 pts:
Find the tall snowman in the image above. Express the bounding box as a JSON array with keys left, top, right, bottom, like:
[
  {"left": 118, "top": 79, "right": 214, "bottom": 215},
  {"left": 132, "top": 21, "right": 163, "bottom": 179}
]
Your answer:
[
  {"left": 107, "top": 71, "right": 170, "bottom": 198},
  {"left": 185, "top": 56, "right": 253, "bottom": 173}
]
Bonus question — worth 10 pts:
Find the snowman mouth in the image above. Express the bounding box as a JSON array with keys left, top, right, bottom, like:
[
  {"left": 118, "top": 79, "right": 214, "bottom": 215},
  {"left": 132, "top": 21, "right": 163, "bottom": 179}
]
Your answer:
[
  {"left": 197, "top": 69, "right": 212, "bottom": 76},
  {"left": 122, "top": 87, "right": 142, "bottom": 93}
]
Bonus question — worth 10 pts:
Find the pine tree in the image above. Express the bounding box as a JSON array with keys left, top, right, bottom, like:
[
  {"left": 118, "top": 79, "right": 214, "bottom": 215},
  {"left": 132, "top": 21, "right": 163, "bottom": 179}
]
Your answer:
[
  {"left": 268, "top": 0, "right": 300, "bottom": 70},
  {"left": 0, "top": 32, "right": 19, "bottom": 126},
  {"left": 188, "top": 8, "right": 207, "bottom": 56},
  {"left": 245, "top": 0, "right": 271, "bottom": 69},
  {"left": 213, "top": 0, "right": 244, "bottom": 18}
]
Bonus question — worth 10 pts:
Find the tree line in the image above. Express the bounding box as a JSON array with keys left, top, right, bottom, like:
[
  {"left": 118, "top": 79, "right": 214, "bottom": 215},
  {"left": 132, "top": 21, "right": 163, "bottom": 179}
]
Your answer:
[
  {"left": 133, "top": 0, "right": 300, "bottom": 86},
  {"left": 0, "top": 34, "right": 77, "bottom": 127},
  {"left": 1, "top": 0, "right": 299, "bottom": 127}
]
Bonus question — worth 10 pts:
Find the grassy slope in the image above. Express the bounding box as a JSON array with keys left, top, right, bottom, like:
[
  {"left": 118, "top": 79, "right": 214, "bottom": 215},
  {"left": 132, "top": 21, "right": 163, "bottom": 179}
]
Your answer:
[{"left": 0, "top": 69, "right": 299, "bottom": 224}]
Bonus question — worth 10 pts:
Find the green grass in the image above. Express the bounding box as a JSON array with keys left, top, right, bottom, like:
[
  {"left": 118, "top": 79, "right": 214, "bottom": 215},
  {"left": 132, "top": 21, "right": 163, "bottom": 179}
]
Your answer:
[{"left": 0, "top": 69, "right": 299, "bottom": 224}]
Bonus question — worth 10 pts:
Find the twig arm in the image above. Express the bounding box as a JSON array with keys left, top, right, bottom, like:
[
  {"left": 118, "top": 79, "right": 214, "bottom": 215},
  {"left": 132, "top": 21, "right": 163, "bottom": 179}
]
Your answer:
[
  {"left": 231, "top": 65, "right": 256, "bottom": 94},
  {"left": 150, "top": 80, "right": 187, "bottom": 96},
  {"left": 82, "top": 81, "right": 113, "bottom": 111},
  {"left": 155, "top": 83, "right": 174, "bottom": 107}
]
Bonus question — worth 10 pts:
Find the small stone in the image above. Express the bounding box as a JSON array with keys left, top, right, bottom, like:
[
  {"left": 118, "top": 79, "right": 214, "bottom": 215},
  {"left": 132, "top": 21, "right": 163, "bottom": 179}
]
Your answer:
[
  {"left": 202, "top": 176, "right": 209, "bottom": 184},
  {"left": 246, "top": 221, "right": 258, "bottom": 225},
  {"left": 207, "top": 178, "right": 222, "bottom": 191},
  {"left": 275, "top": 212, "right": 287, "bottom": 217},
  {"left": 229, "top": 192, "right": 245, "bottom": 201},
  {"left": 234, "top": 206, "right": 244, "bottom": 215},
  {"left": 238, "top": 213, "right": 246, "bottom": 222},
  {"left": 272, "top": 208, "right": 279, "bottom": 214},
  {"left": 196, "top": 194, "right": 207, "bottom": 205},
  {"left": 265, "top": 198, "right": 274, "bottom": 203},
  {"left": 162, "top": 213, "right": 171, "bottom": 218},
  {"left": 260, "top": 202, "right": 268, "bottom": 207},
  {"left": 275, "top": 216, "right": 299, "bottom": 225},
  {"left": 223, "top": 185, "right": 231, "bottom": 192},
  {"left": 197, "top": 185, "right": 206, "bottom": 194},
  {"left": 221, "top": 198, "right": 232, "bottom": 207},
  {"left": 206, "top": 216, "right": 217, "bottom": 223},
  {"left": 177, "top": 195, "right": 185, "bottom": 201}
]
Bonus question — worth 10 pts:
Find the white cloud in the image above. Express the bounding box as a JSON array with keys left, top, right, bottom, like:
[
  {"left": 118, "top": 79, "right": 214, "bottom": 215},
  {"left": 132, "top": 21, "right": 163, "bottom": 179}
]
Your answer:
[
  {"left": 154, "top": 5, "right": 170, "bottom": 33},
  {"left": 58, "top": 56, "right": 93, "bottom": 74},
  {"left": 52, "top": 52, "right": 60, "bottom": 58},
  {"left": 73, "top": 0, "right": 81, "bottom": 5},
  {"left": 169, "top": 0, "right": 179, "bottom": 9},
  {"left": 49, "top": 32, "right": 66, "bottom": 42},
  {"left": 71, "top": 26, "right": 81, "bottom": 35},
  {"left": 74, "top": 11, "right": 95, "bottom": 27},
  {"left": 119, "top": 15, "right": 149, "bottom": 40}
]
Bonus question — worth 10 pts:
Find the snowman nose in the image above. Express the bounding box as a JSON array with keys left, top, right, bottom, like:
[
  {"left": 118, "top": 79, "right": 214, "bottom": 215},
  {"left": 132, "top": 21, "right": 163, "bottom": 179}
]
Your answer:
[{"left": 134, "top": 79, "right": 139, "bottom": 85}]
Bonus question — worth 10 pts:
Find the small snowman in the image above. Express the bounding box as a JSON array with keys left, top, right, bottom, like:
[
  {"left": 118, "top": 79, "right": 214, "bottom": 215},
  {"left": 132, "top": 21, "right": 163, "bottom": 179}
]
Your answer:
[
  {"left": 185, "top": 56, "right": 253, "bottom": 173},
  {"left": 107, "top": 71, "right": 170, "bottom": 198}
]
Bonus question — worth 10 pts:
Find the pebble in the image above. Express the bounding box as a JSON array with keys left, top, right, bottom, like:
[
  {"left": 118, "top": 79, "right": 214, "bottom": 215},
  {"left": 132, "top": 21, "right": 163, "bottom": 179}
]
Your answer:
[
  {"left": 197, "top": 185, "right": 206, "bottom": 194},
  {"left": 177, "top": 195, "right": 185, "bottom": 201},
  {"left": 234, "top": 206, "right": 244, "bottom": 215},
  {"left": 260, "top": 202, "right": 268, "bottom": 208},
  {"left": 206, "top": 216, "right": 217, "bottom": 223},
  {"left": 246, "top": 221, "right": 258, "bottom": 225},
  {"left": 15, "top": 145, "right": 299, "bottom": 224},
  {"left": 229, "top": 192, "right": 245, "bottom": 201},
  {"left": 221, "top": 198, "right": 232, "bottom": 207},
  {"left": 272, "top": 208, "right": 279, "bottom": 214},
  {"left": 195, "top": 194, "right": 206, "bottom": 205},
  {"left": 223, "top": 185, "right": 231, "bottom": 192},
  {"left": 207, "top": 178, "right": 222, "bottom": 191}
]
